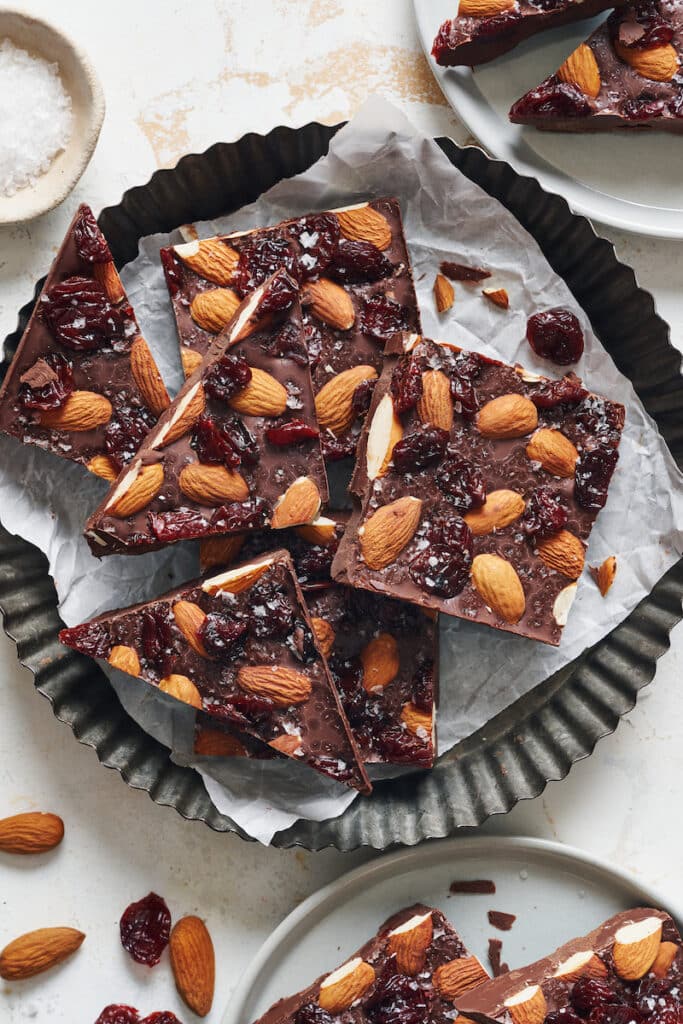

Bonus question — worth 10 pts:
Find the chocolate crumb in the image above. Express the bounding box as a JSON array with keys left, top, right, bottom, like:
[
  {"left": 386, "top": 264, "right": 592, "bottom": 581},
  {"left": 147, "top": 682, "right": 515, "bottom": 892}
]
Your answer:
[
  {"left": 488, "top": 937, "right": 509, "bottom": 977},
  {"left": 19, "top": 358, "right": 58, "bottom": 389},
  {"left": 440, "top": 261, "right": 491, "bottom": 283},
  {"left": 488, "top": 910, "right": 516, "bottom": 931},
  {"left": 450, "top": 879, "right": 496, "bottom": 895}
]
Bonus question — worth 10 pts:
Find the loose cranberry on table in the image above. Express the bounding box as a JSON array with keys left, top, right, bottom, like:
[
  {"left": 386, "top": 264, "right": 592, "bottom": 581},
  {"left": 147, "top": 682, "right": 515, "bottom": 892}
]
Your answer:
[
  {"left": 95, "top": 1007, "right": 140, "bottom": 1024},
  {"left": 526, "top": 307, "right": 585, "bottom": 365},
  {"left": 119, "top": 892, "right": 171, "bottom": 967},
  {"left": 140, "top": 1014, "right": 183, "bottom": 1024}
]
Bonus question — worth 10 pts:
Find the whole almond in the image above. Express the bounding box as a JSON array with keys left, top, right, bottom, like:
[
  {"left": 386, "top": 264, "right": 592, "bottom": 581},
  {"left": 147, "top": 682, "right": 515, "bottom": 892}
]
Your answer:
[
  {"left": 181, "top": 347, "right": 204, "bottom": 379},
  {"left": 179, "top": 463, "right": 250, "bottom": 505},
  {"left": 271, "top": 476, "right": 321, "bottom": 529},
  {"left": 482, "top": 287, "right": 509, "bottom": 309},
  {"left": 237, "top": 665, "right": 312, "bottom": 707},
  {"left": 175, "top": 238, "right": 239, "bottom": 285},
  {"left": 0, "top": 812, "right": 64, "bottom": 855},
  {"left": 130, "top": 336, "right": 170, "bottom": 416},
  {"left": 195, "top": 728, "right": 246, "bottom": 757},
  {"left": 319, "top": 958, "right": 376, "bottom": 1014},
  {"left": 591, "top": 555, "right": 617, "bottom": 596},
  {"left": 199, "top": 534, "right": 246, "bottom": 572},
  {"left": 417, "top": 370, "right": 453, "bottom": 432},
  {"left": 108, "top": 644, "right": 141, "bottom": 676},
  {"left": 170, "top": 915, "right": 215, "bottom": 1017},
  {"left": 87, "top": 454, "right": 119, "bottom": 481},
  {"left": 526, "top": 428, "right": 579, "bottom": 477},
  {"left": 0, "top": 927, "right": 85, "bottom": 980},
  {"left": 459, "top": 0, "right": 515, "bottom": 14},
  {"left": 190, "top": 288, "right": 241, "bottom": 333},
  {"left": 315, "top": 365, "right": 378, "bottom": 436},
  {"left": 504, "top": 985, "right": 548, "bottom": 1024},
  {"left": 401, "top": 702, "right": 432, "bottom": 735},
  {"left": 336, "top": 205, "right": 392, "bottom": 250},
  {"left": 160, "top": 383, "right": 207, "bottom": 446},
  {"left": 306, "top": 278, "right": 355, "bottom": 330},
  {"left": 464, "top": 489, "right": 525, "bottom": 536},
  {"left": 616, "top": 42, "right": 679, "bottom": 82},
  {"left": 107, "top": 463, "right": 164, "bottom": 518},
  {"left": 434, "top": 274, "right": 455, "bottom": 314},
  {"left": 360, "top": 633, "right": 400, "bottom": 692},
  {"left": 366, "top": 393, "right": 403, "bottom": 480},
  {"left": 471, "top": 553, "right": 526, "bottom": 623},
  {"left": 311, "top": 617, "right": 336, "bottom": 658},
  {"left": 40, "top": 391, "right": 112, "bottom": 431},
  {"left": 387, "top": 913, "right": 433, "bottom": 975},
  {"left": 434, "top": 956, "right": 489, "bottom": 999},
  {"left": 537, "top": 530, "right": 585, "bottom": 580},
  {"left": 477, "top": 393, "right": 538, "bottom": 438},
  {"left": 558, "top": 43, "right": 601, "bottom": 98},
  {"left": 172, "top": 600, "right": 210, "bottom": 657},
  {"left": 93, "top": 260, "right": 125, "bottom": 304},
  {"left": 360, "top": 497, "right": 422, "bottom": 570},
  {"left": 229, "top": 367, "right": 288, "bottom": 417},
  {"left": 159, "top": 674, "right": 203, "bottom": 710}
]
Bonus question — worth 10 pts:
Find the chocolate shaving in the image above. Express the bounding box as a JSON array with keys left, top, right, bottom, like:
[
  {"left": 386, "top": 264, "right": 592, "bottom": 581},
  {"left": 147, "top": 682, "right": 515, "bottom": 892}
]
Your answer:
[
  {"left": 488, "top": 937, "right": 509, "bottom": 977},
  {"left": 488, "top": 910, "right": 516, "bottom": 931},
  {"left": 440, "top": 261, "right": 491, "bottom": 283},
  {"left": 449, "top": 879, "right": 496, "bottom": 895}
]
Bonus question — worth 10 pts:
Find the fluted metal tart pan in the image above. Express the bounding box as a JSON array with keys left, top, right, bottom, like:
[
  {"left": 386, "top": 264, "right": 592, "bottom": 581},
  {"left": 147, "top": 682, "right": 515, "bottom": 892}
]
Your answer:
[{"left": 1, "top": 121, "right": 682, "bottom": 849}]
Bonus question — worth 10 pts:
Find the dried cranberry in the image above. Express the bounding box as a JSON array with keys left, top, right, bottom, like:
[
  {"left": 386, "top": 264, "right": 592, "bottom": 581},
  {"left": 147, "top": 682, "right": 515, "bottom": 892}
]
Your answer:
[
  {"left": 637, "top": 977, "right": 682, "bottom": 1017},
  {"left": 215, "top": 692, "right": 275, "bottom": 731},
  {"left": 119, "top": 892, "right": 171, "bottom": 967},
  {"left": 528, "top": 0, "right": 567, "bottom": 9},
  {"left": 522, "top": 487, "right": 568, "bottom": 540},
  {"left": 329, "top": 654, "right": 363, "bottom": 698},
  {"left": 199, "top": 613, "right": 249, "bottom": 658},
  {"left": 511, "top": 79, "right": 592, "bottom": 120},
  {"left": 210, "top": 498, "right": 268, "bottom": 532},
  {"left": 449, "top": 351, "right": 482, "bottom": 418},
  {"left": 669, "top": 90, "right": 683, "bottom": 118},
  {"left": 527, "top": 308, "right": 585, "bottom": 365},
  {"left": 623, "top": 95, "right": 666, "bottom": 120},
  {"left": 303, "top": 321, "right": 324, "bottom": 371},
  {"left": 249, "top": 580, "right": 293, "bottom": 638},
  {"left": 476, "top": 9, "right": 523, "bottom": 35},
  {"left": 235, "top": 235, "right": 298, "bottom": 295},
  {"left": 575, "top": 445, "right": 619, "bottom": 510},
  {"left": 289, "top": 618, "right": 318, "bottom": 663},
  {"left": 377, "top": 725, "right": 433, "bottom": 767},
  {"left": 160, "top": 248, "right": 183, "bottom": 297},
  {"left": 328, "top": 238, "right": 393, "bottom": 284},
  {"left": 224, "top": 417, "right": 260, "bottom": 467},
  {"left": 203, "top": 352, "right": 252, "bottom": 403},
  {"left": 74, "top": 206, "right": 110, "bottom": 264},
  {"left": 440, "top": 261, "right": 490, "bottom": 282},
  {"left": 530, "top": 372, "right": 588, "bottom": 409},
  {"left": 141, "top": 607, "right": 175, "bottom": 669},
  {"left": 546, "top": 1013, "right": 585, "bottom": 1024},
  {"left": 40, "top": 276, "right": 127, "bottom": 351},
  {"left": 571, "top": 978, "right": 620, "bottom": 1016},
  {"left": 288, "top": 213, "right": 340, "bottom": 280},
  {"left": 392, "top": 425, "right": 449, "bottom": 473},
  {"left": 306, "top": 754, "right": 356, "bottom": 784},
  {"left": 436, "top": 454, "right": 486, "bottom": 511},
  {"left": 574, "top": 395, "right": 623, "bottom": 444},
  {"left": 432, "top": 20, "right": 456, "bottom": 62},
  {"left": 321, "top": 431, "right": 358, "bottom": 461},
  {"left": 60, "top": 621, "right": 112, "bottom": 660},
  {"left": 295, "top": 543, "right": 338, "bottom": 585},
  {"left": 410, "top": 542, "right": 471, "bottom": 598},
  {"left": 359, "top": 295, "right": 409, "bottom": 343},
  {"left": 264, "top": 319, "right": 308, "bottom": 364},
  {"left": 18, "top": 353, "right": 74, "bottom": 411},
  {"left": 412, "top": 660, "right": 434, "bottom": 712},
  {"left": 352, "top": 377, "right": 377, "bottom": 417},
  {"left": 295, "top": 1004, "right": 335, "bottom": 1024},
  {"left": 365, "top": 962, "right": 432, "bottom": 1024},
  {"left": 104, "top": 406, "right": 155, "bottom": 471},
  {"left": 95, "top": 1007, "right": 140, "bottom": 1024},
  {"left": 608, "top": 2, "right": 674, "bottom": 50},
  {"left": 588, "top": 1009, "right": 644, "bottom": 1024},
  {"left": 390, "top": 355, "right": 423, "bottom": 413},
  {"left": 259, "top": 270, "right": 299, "bottom": 315},
  {"left": 192, "top": 415, "right": 240, "bottom": 467},
  {"left": 148, "top": 508, "right": 208, "bottom": 543},
  {"left": 140, "top": 1015, "right": 183, "bottom": 1024},
  {"left": 266, "top": 419, "right": 319, "bottom": 445},
  {"left": 655, "top": 1010, "right": 683, "bottom": 1024}
]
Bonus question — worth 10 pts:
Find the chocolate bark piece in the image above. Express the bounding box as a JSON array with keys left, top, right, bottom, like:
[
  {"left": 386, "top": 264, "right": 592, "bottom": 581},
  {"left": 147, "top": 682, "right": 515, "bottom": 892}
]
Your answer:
[
  {"left": 457, "top": 907, "right": 683, "bottom": 1024},
  {"left": 253, "top": 903, "right": 489, "bottom": 1024},
  {"left": 510, "top": 1, "right": 683, "bottom": 132},
  {"left": 85, "top": 270, "right": 329, "bottom": 556},
  {"left": 196, "top": 517, "right": 439, "bottom": 767},
  {"left": 59, "top": 549, "right": 370, "bottom": 793},
  {"left": 431, "top": 0, "right": 627, "bottom": 68},
  {"left": 332, "top": 332, "right": 625, "bottom": 646},
  {"left": 160, "top": 198, "right": 421, "bottom": 462},
  {"left": 0, "top": 204, "right": 170, "bottom": 478}
]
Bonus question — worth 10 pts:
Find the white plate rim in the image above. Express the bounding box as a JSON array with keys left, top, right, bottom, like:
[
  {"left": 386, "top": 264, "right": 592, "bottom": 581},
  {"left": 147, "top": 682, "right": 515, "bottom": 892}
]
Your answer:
[
  {"left": 411, "top": 0, "right": 683, "bottom": 240},
  {"left": 226, "top": 835, "right": 681, "bottom": 1024}
]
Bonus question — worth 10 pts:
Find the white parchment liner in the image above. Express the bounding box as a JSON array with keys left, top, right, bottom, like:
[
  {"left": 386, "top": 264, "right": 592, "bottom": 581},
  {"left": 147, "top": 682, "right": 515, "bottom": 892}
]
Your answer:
[{"left": 1, "top": 98, "right": 682, "bottom": 845}]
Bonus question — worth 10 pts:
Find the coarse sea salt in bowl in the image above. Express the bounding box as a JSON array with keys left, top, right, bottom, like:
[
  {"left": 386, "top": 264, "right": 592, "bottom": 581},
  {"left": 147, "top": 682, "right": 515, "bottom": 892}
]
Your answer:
[{"left": 0, "top": 9, "right": 104, "bottom": 225}]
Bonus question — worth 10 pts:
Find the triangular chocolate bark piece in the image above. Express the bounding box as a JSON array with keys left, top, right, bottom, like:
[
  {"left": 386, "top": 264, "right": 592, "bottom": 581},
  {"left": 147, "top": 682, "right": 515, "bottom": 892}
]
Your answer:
[{"left": 0, "top": 204, "right": 170, "bottom": 478}]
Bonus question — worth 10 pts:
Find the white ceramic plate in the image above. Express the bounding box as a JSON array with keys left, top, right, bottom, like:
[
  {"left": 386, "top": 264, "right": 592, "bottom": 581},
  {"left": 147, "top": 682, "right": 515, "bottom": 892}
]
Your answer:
[
  {"left": 413, "top": 0, "right": 683, "bottom": 238},
  {"left": 227, "top": 836, "right": 681, "bottom": 1024}
]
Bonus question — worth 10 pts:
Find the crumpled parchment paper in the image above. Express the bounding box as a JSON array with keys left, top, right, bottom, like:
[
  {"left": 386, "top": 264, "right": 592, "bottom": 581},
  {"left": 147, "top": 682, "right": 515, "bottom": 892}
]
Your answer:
[{"left": 2, "top": 97, "right": 682, "bottom": 845}]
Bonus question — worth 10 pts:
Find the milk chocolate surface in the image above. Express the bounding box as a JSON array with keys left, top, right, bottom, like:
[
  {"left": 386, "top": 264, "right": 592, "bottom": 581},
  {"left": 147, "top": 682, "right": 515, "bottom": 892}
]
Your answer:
[
  {"left": 0, "top": 204, "right": 169, "bottom": 476},
  {"left": 254, "top": 903, "right": 488, "bottom": 1024},
  {"left": 60, "top": 549, "right": 370, "bottom": 793},
  {"left": 85, "top": 272, "right": 329, "bottom": 556},
  {"left": 510, "top": 1, "right": 683, "bottom": 133},
  {"left": 333, "top": 333, "right": 624, "bottom": 645}
]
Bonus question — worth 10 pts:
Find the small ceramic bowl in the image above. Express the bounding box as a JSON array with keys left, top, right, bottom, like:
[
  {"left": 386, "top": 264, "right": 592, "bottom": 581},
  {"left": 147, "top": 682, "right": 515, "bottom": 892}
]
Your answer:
[{"left": 0, "top": 9, "right": 105, "bottom": 225}]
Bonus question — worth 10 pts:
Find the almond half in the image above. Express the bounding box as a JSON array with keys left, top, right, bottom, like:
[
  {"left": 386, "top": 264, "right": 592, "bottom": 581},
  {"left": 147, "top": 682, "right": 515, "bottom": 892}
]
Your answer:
[
  {"left": 558, "top": 43, "right": 601, "bottom": 98},
  {"left": 366, "top": 393, "right": 403, "bottom": 480},
  {"left": 271, "top": 476, "right": 321, "bottom": 529},
  {"left": 0, "top": 927, "right": 85, "bottom": 980},
  {"left": 434, "top": 274, "right": 455, "bottom": 314},
  {"left": 311, "top": 617, "right": 336, "bottom": 658},
  {"left": 318, "top": 957, "right": 376, "bottom": 1014},
  {"left": 464, "top": 489, "right": 525, "bottom": 536},
  {"left": 590, "top": 555, "right": 617, "bottom": 596},
  {"left": 316, "top": 365, "right": 378, "bottom": 437},
  {"left": 306, "top": 277, "right": 355, "bottom": 331},
  {"left": 417, "top": 369, "right": 453, "bottom": 432},
  {"left": 336, "top": 205, "right": 392, "bottom": 250},
  {"left": 386, "top": 912, "right": 433, "bottom": 975},
  {"left": 172, "top": 600, "right": 209, "bottom": 657},
  {"left": 360, "top": 633, "right": 400, "bottom": 692},
  {"left": 106, "top": 463, "right": 164, "bottom": 518},
  {"left": 237, "top": 665, "right": 312, "bottom": 707},
  {"left": 471, "top": 553, "right": 526, "bottom": 624},
  {"left": 170, "top": 915, "right": 215, "bottom": 1017},
  {"left": 229, "top": 367, "right": 288, "bottom": 417},
  {"left": 433, "top": 955, "right": 489, "bottom": 1000},
  {"left": 40, "top": 391, "right": 112, "bottom": 431},
  {"left": 553, "top": 951, "right": 608, "bottom": 981},
  {"left": 130, "top": 336, "right": 170, "bottom": 416},
  {"left": 158, "top": 382, "right": 206, "bottom": 447},
  {"left": 477, "top": 394, "right": 538, "bottom": 439},
  {"left": 482, "top": 287, "right": 509, "bottom": 310},
  {"left": 359, "top": 496, "right": 423, "bottom": 570},
  {"left": 504, "top": 985, "right": 547, "bottom": 1024},
  {"left": 0, "top": 812, "right": 64, "bottom": 855},
  {"left": 295, "top": 516, "right": 338, "bottom": 546},
  {"left": 175, "top": 238, "right": 239, "bottom": 285},
  {"left": 613, "top": 917, "right": 662, "bottom": 980},
  {"left": 202, "top": 555, "right": 276, "bottom": 596}
]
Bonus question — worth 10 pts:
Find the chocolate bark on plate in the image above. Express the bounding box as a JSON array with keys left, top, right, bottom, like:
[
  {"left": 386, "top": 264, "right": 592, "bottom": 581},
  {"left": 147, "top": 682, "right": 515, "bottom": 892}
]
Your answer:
[
  {"left": 510, "top": 1, "right": 683, "bottom": 132},
  {"left": 160, "top": 198, "right": 421, "bottom": 462},
  {"left": 332, "top": 332, "right": 625, "bottom": 646},
  {"left": 456, "top": 907, "right": 683, "bottom": 1024},
  {"left": 253, "top": 903, "right": 489, "bottom": 1024},
  {"left": 195, "top": 517, "right": 439, "bottom": 768},
  {"left": 85, "top": 270, "right": 328, "bottom": 556},
  {"left": 0, "top": 204, "right": 170, "bottom": 479},
  {"left": 431, "top": 0, "right": 627, "bottom": 68},
  {"left": 60, "top": 549, "right": 371, "bottom": 793}
]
